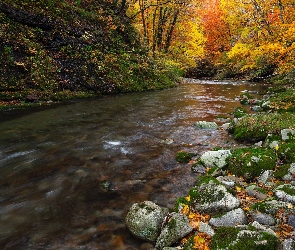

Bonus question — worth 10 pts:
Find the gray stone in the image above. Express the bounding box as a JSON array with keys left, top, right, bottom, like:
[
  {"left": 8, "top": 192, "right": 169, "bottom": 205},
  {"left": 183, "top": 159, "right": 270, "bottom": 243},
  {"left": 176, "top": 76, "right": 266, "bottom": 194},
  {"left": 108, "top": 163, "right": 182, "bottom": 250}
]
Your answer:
[
  {"left": 258, "top": 170, "right": 274, "bottom": 184},
  {"left": 199, "top": 150, "right": 231, "bottom": 169},
  {"left": 191, "top": 182, "right": 240, "bottom": 214},
  {"left": 289, "top": 163, "right": 295, "bottom": 175},
  {"left": 125, "top": 201, "right": 168, "bottom": 242},
  {"left": 209, "top": 208, "right": 247, "bottom": 227},
  {"left": 282, "top": 238, "right": 295, "bottom": 250},
  {"left": 216, "top": 176, "right": 242, "bottom": 188},
  {"left": 199, "top": 222, "right": 215, "bottom": 236},
  {"left": 252, "top": 212, "right": 275, "bottom": 226},
  {"left": 253, "top": 200, "right": 291, "bottom": 215},
  {"left": 195, "top": 121, "right": 218, "bottom": 130},
  {"left": 275, "top": 184, "right": 295, "bottom": 204},
  {"left": 191, "top": 164, "right": 206, "bottom": 174},
  {"left": 245, "top": 185, "right": 268, "bottom": 200},
  {"left": 221, "top": 123, "right": 230, "bottom": 130},
  {"left": 155, "top": 212, "right": 193, "bottom": 249},
  {"left": 287, "top": 214, "right": 295, "bottom": 228},
  {"left": 250, "top": 221, "right": 277, "bottom": 237},
  {"left": 281, "top": 129, "right": 295, "bottom": 141},
  {"left": 269, "top": 140, "right": 279, "bottom": 149}
]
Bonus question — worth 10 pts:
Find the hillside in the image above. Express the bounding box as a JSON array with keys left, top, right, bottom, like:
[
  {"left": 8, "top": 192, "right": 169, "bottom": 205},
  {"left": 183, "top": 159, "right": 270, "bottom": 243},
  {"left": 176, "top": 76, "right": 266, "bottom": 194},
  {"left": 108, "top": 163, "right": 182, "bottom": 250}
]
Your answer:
[{"left": 0, "top": 0, "right": 180, "bottom": 107}]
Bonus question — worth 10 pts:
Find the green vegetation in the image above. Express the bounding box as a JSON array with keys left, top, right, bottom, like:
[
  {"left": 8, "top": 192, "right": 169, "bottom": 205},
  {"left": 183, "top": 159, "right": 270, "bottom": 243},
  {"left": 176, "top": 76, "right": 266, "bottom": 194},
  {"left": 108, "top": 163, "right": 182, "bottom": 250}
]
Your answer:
[
  {"left": 210, "top": 227, "right": 240, "bottom": 249},
  {"left": 210, "top": 227, "right": 280, "bottom": 250},
  {"left": 0, "top": 0, "right": 181, "bottom": 109},
  {"left": 176, "top": 151, "right": 194, "bottom": 163},
  {"left": 273, "top": 164, "right": 290, "bottom": 179},
  {"left": 230, "top": 113, "right": 295, "bottom": 142},
  {"left": 278, "top": 142, "right": 295, "bottom": 163},
  {"left": 226, "top": 147, "right": 277, "bottom": 180}
]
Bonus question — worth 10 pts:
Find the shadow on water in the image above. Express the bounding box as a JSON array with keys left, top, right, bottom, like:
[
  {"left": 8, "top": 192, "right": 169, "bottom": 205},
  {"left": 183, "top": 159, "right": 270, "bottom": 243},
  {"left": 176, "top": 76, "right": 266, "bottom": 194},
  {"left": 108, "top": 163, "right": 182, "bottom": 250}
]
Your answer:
[{"left": 0, "top": 79, "right": 268, "bottom": 249}]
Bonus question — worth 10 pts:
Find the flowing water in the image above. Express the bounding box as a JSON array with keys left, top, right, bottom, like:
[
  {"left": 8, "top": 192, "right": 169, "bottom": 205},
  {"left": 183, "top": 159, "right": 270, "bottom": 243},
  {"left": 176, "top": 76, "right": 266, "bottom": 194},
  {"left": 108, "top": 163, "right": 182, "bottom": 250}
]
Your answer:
[{"left": 0, "top": 79, "right": 267, "bottom": 249}]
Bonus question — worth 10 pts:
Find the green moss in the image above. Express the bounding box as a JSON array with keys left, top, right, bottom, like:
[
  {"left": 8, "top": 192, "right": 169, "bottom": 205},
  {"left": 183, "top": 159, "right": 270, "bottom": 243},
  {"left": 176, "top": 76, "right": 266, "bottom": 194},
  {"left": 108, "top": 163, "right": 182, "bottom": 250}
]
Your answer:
[
  {"left": 230, "top": 113, "right": 295, "bottom": 142},
  {"left": 277, "top": 184, "right": 295, "bottom": 196},
  {"left": 176, "top": 151, "right": 194, "bottom": 163},
  {"left": 274, "top": 164, "right": 290, "bottom": 179},
  {"left": 167, "top": 218, "right": 177, "bottom": 230},
  {"left": 278, "top": 142, "right": 295, "bottom": 163},
  {"left": 174, "top": 197, "right": 189, "bottom": 212},
  {"left": 233, "top": 107, "right": 248, "bottom": 118},
  {"left": 183, "top": 235, "right": 195, "bottom": 250},
  {"left": 210, "top": 227, "right": 280, "bottom": 250},
  {"left": 226, "top": 147, "right": 277, "bottom": 180},
  {"left": 210, "top": 227, "right": 240, "bottom": 249},
  {"left": 197, "top": 175, "right": 220, "bottom": 185},
  {"left": 189, "top": 184, "right": 225, "bottom": 204}
]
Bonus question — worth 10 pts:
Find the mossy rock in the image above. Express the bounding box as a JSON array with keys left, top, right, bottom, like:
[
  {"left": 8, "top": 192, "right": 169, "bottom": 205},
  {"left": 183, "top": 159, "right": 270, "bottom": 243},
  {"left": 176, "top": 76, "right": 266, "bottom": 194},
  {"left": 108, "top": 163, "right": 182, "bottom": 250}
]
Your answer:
[
  {"left": 210, "top": 227, "right": 280, "bottom": 250},
  {"left": 277, "top": 142, "right": 295, "bottom": 163},
  {"left": 274, "top": 164, "right": 290, "bottom": 179},
  {"left": 226, "top": 147, "right": 277, "bottom": 180},
  {"left": 233, "top": 107, "right": 248, "bottom": 118},
  {"left": 176, "top": 151, "right": 194, "bottom": 163},
  {"left": 230, "top": 113, "right": 295, "bottom": 142}
]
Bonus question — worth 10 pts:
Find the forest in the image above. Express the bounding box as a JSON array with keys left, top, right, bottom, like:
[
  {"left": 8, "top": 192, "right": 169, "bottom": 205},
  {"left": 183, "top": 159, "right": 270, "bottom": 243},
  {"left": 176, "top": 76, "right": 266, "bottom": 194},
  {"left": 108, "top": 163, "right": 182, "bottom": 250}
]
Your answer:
[{"left": 0, "top": 0, "right": 294, "bottom": 107}]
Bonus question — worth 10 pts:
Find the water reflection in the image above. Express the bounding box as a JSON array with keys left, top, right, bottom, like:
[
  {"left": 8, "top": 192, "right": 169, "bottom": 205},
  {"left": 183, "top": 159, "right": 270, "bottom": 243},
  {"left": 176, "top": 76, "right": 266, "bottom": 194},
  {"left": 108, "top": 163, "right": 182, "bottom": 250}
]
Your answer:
[{"left": 0, "top": 79, "right": 267, "bottom": 249}]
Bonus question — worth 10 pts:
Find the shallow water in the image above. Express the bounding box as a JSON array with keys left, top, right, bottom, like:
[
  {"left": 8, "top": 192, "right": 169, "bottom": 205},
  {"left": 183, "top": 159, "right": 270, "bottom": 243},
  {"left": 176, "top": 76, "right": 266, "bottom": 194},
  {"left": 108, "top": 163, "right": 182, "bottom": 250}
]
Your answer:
[{"left": 0, "top": 79, "right": 267, "bottom": 249}]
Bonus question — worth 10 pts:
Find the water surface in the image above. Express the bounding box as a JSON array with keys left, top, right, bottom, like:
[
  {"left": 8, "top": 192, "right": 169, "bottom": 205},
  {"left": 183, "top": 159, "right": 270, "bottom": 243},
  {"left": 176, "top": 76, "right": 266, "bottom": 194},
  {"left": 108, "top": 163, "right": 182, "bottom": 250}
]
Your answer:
[{"left": 0, "top": 79, "right": 267, "bottom": 249}]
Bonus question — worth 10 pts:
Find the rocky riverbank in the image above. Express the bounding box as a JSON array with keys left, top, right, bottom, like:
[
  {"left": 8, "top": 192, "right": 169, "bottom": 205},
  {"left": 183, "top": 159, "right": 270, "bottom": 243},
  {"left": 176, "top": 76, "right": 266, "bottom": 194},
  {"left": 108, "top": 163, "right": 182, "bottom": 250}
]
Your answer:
[{"left": 125, "top": 84, "right": 295, "bottom": 250}]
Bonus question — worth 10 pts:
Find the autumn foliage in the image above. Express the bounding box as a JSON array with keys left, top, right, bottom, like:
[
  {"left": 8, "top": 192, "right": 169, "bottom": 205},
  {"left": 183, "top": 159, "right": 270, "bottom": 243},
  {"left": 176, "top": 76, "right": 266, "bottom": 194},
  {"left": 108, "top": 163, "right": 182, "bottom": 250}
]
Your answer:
[{"left": 127, "top": 0, "right": 295, "bottom": 78}]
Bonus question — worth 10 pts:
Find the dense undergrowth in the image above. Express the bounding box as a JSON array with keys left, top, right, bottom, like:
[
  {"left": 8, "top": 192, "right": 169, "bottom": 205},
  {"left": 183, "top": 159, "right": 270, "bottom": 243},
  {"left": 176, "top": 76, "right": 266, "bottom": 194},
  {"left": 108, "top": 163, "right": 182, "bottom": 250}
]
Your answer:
[{"left": 0, "top": 0, "right": 181, "bottom": 109}]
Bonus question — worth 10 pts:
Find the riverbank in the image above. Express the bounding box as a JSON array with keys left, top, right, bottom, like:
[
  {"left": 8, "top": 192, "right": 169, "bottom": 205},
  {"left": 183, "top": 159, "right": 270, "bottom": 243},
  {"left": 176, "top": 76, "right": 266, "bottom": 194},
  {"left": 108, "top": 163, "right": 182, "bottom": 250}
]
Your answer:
[
  {"left": 0, "top": 1, "right": 181, "bottom": 110},
  {"left": 125, "top": 82, "right": 295, "bottom": 249}
]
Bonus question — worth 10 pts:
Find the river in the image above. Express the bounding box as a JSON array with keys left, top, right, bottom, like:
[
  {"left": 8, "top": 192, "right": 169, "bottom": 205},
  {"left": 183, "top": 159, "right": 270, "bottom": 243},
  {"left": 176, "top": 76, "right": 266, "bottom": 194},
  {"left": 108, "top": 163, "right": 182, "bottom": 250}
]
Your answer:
[{"left": 0, "top": 79, "right": 267, "bottom": 249}]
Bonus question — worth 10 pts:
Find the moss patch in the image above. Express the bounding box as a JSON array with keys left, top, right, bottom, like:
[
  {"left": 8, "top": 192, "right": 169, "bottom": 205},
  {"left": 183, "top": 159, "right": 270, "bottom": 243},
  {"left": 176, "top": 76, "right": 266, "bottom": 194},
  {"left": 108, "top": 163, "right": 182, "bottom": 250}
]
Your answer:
[
  {"left": 277, "top": 142, "right": 295, "bottom": 163},
  {"left": 176, "top": 151, "right": 194, "bottom": 163},
  {"left": 230, "top": 113, "right": 295, "bottom": 142},
  {"left": 226, "top": 147, "right": 277, "bottom": 180}
]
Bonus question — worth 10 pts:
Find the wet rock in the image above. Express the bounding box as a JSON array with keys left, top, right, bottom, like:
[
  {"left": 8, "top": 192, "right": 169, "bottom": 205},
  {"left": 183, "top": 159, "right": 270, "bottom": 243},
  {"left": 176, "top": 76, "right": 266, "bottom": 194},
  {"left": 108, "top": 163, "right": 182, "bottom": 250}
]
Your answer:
[
  {"left": 125, "top": 201, "right": 168, "bottom": 242},
  {"left": 209, "top": 208, "right": 247, "bottom": 227},
  {"left": 281, "top": 129, "right": 295, "bottom": 141},
  {"left": 251, "top": 212, "right": 276, "bottom": 226},
  {"left": 199, "top": 221, "right": 215, "bottom": 236},
  {"left": 191, "top": 165, "right": 206, "bottom": 174},
  {"left": 282, "top": 238, "right": 295, "bottom": 250},
  {"left": 275, "top": 184, "right": 295, "bottom": 204},
  {"left": 155, "top": 212, "right": 193, "bottom": 249},
  {"left": 190, "top": 182, "right": 240, "bottom": 214},
  {"left": 194, "top": 121, "right": 218, "bottom": 130},
  {"left": 199, "top": 150, "right": 231, "bottom": 169}
]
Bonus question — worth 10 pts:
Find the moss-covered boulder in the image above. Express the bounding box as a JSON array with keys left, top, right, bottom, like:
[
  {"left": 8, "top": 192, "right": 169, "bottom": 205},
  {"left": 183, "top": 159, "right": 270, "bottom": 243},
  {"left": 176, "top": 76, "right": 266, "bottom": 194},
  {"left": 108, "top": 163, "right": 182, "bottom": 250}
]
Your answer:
[
  {"left": 198, "top": 150, "right": 231, "bottom": 169},
  {"left": 275, "top": 184, "right": 295, "bottom": 204},
  {"left": 229, "top": 113, "right": 295, "bottom": 142},
  {"left": 277, "top": 141, "right": 295, "bottom": 163},
  {"left": 189, "top": 181, "right": 240, "bottom": 214},
  {"left": 226, "top": 147, "right": 277, "bottom": 180},
  {"left": 155, "top": 212, "right": 193, "bottom": 249},
  {"left": 210, "top": 225, "right": 280, "bottom": 250},
  {"left": 125, "top": 201, "right": 168, "bottom": 242}
]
